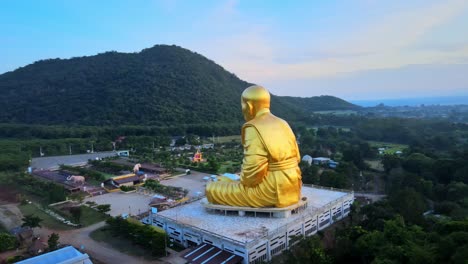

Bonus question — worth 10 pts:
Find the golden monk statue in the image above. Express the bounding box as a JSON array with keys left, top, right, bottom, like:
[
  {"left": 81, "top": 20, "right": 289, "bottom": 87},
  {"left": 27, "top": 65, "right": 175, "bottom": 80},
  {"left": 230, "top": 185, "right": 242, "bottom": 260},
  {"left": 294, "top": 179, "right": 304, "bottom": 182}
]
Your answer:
[{"left": 206, "top": 85, "right": 302, "bottom": 208}]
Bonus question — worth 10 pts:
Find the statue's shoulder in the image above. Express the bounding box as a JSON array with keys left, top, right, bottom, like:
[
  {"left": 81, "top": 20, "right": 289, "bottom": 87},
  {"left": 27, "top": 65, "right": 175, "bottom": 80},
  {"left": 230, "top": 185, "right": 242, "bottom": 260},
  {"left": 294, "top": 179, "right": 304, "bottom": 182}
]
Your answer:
[{"left": 246, "top": 113, "right": 289, "bottom": 129}]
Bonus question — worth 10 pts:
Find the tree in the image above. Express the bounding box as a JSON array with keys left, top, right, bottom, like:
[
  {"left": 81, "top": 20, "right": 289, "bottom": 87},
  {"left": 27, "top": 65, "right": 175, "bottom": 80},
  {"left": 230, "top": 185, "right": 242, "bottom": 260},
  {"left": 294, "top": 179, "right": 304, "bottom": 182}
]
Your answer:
[
  {"left": 69, "top": 207, "right": 82, "bottom": 223},
  {"left": 389, "top": 188, "right": 426, "bottom": 225},
  {"left": 320, "top": 170, "right": 347, "bottom": 188},
  {"left": 47, "top": 233, "right": 60, "bottom": 251},
  {"left": 0, "top": 233, "right": 17, "bottom": 252},
  {"left": 402, "top": 153, "right": 434, "bottom": 175},
  {"left": 284, "top": 236, "right": 332, "bottom": 264},
  {"left": 47, "top": 183, "right": 66, "bottom": 203},
  {"left": 301, "top": 164, "right": 319, "bottom": 184},
  {"left": 381, "top": 154, "right": 401, "bottom": 174},
  {"left": 21, "top": 214, "right": 42, "bottom": 229},
  {"left": 96, "top": 204, "right": 111, "bottom": 214},
  {"left": 175, "top": 137, "right": 186, "bottom": 146},
  {"left": 207, "top": 157, "right": 220, "bottom": 172}
]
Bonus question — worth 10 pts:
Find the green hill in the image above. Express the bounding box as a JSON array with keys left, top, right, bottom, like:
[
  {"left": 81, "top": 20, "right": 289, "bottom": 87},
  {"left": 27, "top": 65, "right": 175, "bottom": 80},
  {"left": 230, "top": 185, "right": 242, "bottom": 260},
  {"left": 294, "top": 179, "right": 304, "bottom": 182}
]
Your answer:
[{"left": 0, "top": 45, "right": 358, "bottom": 126}]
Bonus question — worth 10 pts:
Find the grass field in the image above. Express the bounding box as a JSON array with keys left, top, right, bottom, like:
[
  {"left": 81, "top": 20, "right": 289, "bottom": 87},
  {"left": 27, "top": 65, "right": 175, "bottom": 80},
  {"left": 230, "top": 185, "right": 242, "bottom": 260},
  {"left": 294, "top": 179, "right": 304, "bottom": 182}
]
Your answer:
[
  {"left": 90, "top": 227, "right": 157, "bottom": 260},
  {"left": 368, "top": 141, "right": 408, "bottom": 154},
  {"left": 308, "top": 126, "right": 351, "bottom": 132},
  {"left": 218, "top": 161, "right": 241, "bottom": 174},
  {"left": 209, "top": 135, "right": 241, "bottom": 143},
  {"left": 54, "top": 205, "right": 109, "bottom": 227},
  {"left": 79, "top": 206, "right": 109, "bottom": 226},
  {"left": 365, "top": 159, "right": 384, "bottom": 172},
  {"left": 18, "top": 203, "right": 74, "bottom": 230}
]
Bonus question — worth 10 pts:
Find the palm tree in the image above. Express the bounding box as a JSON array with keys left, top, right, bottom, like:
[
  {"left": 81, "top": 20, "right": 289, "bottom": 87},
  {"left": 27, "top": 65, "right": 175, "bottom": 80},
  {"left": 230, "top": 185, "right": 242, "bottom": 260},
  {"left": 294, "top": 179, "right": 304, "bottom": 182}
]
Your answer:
[{"left": 21, "top": 214, "right": 43, "bottom": 229}]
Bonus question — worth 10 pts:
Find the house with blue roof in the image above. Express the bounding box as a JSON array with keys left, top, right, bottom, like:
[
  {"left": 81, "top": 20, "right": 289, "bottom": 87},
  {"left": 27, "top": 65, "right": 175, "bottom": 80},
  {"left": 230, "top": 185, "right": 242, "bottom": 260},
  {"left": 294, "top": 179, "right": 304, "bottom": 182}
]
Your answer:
[{"left": 16, "top": 246, "right": 92, "bottom": 264}]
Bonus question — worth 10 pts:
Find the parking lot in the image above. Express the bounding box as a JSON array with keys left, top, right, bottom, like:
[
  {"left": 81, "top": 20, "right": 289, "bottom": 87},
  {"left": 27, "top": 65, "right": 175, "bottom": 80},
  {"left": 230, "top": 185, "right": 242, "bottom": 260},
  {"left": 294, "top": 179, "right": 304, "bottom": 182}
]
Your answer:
[
  {"left": 84, "top": 192, "right": 152, "bottom": 217},
  {"left": 161, "top": 170, "right": 212, "bottom": 197},
  {"left": 84, "top": 171, "right": 212, "bottom": 217}
]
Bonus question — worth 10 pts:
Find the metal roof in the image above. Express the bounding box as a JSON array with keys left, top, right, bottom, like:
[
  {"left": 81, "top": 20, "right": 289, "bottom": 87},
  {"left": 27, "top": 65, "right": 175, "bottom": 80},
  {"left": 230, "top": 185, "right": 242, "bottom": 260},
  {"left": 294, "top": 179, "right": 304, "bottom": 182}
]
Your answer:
[
  {"left": 183, "top": 243, "right": 242, "bottom": 264},
  {"left": 16, "top": 246, "right": 92, "bottom": 264}
]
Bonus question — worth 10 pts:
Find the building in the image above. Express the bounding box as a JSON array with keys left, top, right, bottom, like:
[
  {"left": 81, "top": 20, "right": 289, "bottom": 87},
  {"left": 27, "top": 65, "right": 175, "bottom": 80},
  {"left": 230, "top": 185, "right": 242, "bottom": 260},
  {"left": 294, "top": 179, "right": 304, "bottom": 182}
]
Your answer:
[
  {"left": 17, "top": 246, "right": 93, "bottom": 264},
  {"left": 302, "top": 155, "right": 313, "bottom": 165},
  {"left": 328, "top": 160, "right": 339, "bottom": 169},
  {"left": 150, "top": 185, "right": 354, "bottom": 264},
  {"left": 201, "top": 143, "right": 215, "bottom": 149},
  {"left": 10, "top": 226, "right": 33, "bottom": 246},
  {"left": 32, "top": 170, "right": 81, "bottom": 192},
  {"left": 102, "top": 173, "right": 144, "bottom": 191},
  {"left": 378, "top": 147, "right": 386, "bottom": 155},
  {"left": 312, "top": 157, "right": 331, "bottom": 165}
]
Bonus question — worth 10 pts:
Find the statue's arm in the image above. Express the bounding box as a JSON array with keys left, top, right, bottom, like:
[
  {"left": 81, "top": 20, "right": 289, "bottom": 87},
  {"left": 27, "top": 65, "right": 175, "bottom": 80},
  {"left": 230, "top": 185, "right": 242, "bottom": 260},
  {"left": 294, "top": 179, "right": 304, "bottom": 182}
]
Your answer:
[
  {"left": 295, "top": 139, "right": 301, "bottom": 163},
  {"left": 240, "top": 126, "right": 268, "bottom": 187}
]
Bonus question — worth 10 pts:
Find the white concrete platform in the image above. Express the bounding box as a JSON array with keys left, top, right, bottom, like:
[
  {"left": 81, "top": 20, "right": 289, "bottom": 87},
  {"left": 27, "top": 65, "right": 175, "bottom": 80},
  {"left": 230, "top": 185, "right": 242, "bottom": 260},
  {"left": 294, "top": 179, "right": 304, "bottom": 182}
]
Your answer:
[
  {"left": 201, "top": 197, "right": 308, "bottom": 218},
  {"left": 155, "top": 186, "right": 350, "bottom": 244}
]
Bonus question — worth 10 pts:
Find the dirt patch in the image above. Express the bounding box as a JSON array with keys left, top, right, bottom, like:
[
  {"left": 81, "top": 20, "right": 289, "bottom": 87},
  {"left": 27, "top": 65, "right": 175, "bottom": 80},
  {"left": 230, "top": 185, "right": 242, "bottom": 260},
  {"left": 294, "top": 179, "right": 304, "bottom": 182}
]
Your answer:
[
  {"left": 0, "top": 186, "right": 19, "bottom": 204},
  {"left": 0, "top": 204, "right": 23, "bottom": 230}
]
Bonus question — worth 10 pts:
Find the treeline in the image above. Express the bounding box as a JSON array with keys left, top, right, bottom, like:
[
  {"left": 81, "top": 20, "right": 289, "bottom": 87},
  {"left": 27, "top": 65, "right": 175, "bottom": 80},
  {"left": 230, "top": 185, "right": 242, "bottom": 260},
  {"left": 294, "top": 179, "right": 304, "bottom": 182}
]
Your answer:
[
  {"left": 297, "top": 116, "right": 468, "bottom": 153},
  {"left": 88, "top": 160, "right": 132, "bottom": 175},
  {"left": 105, "top": 216, "right": 166, "bottom": 256},
  {"left": 0, "top": 123, "right": 242, "bottom": 139},
  {"left": 0, "top": 44, "right": 357, "bottom": 126},
  {"left": 284, "top": 147, "right": 468, "bottom": 264}
]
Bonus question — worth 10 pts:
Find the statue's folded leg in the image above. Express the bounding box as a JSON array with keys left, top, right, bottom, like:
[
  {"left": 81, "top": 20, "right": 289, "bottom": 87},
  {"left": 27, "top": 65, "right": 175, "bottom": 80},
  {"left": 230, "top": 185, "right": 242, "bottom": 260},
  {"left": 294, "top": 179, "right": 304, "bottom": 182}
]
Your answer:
[{"left": 206, "top": 181, "right": 276, "bottom": 208}]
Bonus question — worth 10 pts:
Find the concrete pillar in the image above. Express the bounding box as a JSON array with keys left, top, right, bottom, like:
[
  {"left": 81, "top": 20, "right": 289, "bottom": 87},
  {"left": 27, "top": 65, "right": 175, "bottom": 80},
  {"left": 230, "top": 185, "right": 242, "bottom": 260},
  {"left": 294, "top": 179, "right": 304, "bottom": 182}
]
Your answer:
[{"left": 266, "top": 241, "right": 271, "bottom": 262}]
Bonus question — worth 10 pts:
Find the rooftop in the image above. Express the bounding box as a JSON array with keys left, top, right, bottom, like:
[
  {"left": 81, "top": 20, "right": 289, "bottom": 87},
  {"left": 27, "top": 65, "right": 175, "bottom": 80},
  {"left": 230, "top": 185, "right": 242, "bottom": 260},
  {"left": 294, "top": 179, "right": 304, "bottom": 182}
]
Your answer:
[
  {"left": 112, "top": 174, "right": 141, "bottom": 184},
  {"left": 17, "top": 246, "right": 92, "bottom": 264},
  {"left": 156, "top": 186, "right": 351, "bottom": 244}
]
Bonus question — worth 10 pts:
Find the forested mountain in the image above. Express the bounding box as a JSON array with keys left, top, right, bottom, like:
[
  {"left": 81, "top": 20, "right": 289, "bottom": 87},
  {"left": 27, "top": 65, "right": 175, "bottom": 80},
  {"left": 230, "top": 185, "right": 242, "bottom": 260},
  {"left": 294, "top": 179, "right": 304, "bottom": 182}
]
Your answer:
[{"left": 0, "top": 45, "right": 357, "bottom": 126}]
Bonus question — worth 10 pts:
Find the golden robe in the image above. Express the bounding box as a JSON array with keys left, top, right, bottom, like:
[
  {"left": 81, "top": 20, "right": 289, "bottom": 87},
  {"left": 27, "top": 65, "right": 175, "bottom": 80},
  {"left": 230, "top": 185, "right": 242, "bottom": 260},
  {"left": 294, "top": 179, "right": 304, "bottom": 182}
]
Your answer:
[{"left": 206, "top": 110, "right": 302, "bottom": 208}]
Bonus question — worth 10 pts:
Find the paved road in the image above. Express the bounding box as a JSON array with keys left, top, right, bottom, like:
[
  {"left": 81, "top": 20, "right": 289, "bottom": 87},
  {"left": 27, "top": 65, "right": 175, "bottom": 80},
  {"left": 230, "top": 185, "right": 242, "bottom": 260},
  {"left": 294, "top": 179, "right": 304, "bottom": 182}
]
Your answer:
[
  {"left": 36, "top": 221, "right": 165, "bottom": 264},
  {"left": 0, "top": 202, "right": 165, "bottom": 264}
]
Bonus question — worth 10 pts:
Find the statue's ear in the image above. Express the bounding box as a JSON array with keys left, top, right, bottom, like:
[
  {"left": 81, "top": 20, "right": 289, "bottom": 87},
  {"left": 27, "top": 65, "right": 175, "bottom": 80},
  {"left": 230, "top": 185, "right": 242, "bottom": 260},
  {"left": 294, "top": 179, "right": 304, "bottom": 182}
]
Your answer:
[{"left": 246, "top": 101, "right": 254, "bottom": 116}]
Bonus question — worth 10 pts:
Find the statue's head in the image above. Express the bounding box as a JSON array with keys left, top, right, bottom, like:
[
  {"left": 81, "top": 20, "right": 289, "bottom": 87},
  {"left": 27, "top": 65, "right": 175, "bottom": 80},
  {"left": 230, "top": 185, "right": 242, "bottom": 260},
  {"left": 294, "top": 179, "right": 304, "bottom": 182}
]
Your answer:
[{"left": 241, "top": 85, "right": 271, "bottom": 121}]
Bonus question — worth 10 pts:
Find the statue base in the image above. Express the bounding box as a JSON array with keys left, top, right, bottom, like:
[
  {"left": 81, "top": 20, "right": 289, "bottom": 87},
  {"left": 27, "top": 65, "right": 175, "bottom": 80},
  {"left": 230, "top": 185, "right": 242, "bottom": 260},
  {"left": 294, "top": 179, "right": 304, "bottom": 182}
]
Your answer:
[
  {"left": 201, "top": 197, "right": 308, "bottom": 218},
  {"left": 150, "top": 185, "right": 354, "bottom": 264}
]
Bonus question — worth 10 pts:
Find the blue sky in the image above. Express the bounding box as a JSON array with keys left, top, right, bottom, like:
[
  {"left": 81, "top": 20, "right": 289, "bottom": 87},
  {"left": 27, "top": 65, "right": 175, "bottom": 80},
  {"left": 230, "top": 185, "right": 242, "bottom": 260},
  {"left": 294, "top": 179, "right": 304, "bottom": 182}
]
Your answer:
[{"left": 1, "top": 0, "right": 468, "bottom": 100}]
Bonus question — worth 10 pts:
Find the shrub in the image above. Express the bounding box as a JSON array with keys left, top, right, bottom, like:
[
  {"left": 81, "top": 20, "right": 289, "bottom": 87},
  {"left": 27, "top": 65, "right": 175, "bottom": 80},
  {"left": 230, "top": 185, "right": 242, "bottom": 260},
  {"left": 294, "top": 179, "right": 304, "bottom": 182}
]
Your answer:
[
  {"left": 120, "top": 185, "right": 136, "bottom": 192},
  {"left": 96, "top": 204, "right": 111, "bottom": 213}
]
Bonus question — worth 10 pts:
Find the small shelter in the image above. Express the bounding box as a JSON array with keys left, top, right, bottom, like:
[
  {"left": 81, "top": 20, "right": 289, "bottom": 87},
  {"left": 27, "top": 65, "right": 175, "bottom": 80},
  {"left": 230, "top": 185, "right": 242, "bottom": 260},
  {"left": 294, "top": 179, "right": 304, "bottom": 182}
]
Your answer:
[
  {"left": 103, "top": 173, "right": 144, "bottom": 191},
  {"left": 10, "top": 226, "right": 33, "bottom": 246}
]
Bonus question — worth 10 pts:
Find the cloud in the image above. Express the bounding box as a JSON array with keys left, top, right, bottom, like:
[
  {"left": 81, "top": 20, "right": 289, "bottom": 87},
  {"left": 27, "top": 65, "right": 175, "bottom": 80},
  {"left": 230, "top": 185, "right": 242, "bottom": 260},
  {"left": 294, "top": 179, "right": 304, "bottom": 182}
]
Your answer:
[
  {"left": 263, "top": 63, "right": 468, "bottom": 100},
  {"left": 191, "top": 0, "right": 468, "bottom": 95},
  {"left": 330, "top": 0, "right": 468, "bottom": 54}
]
